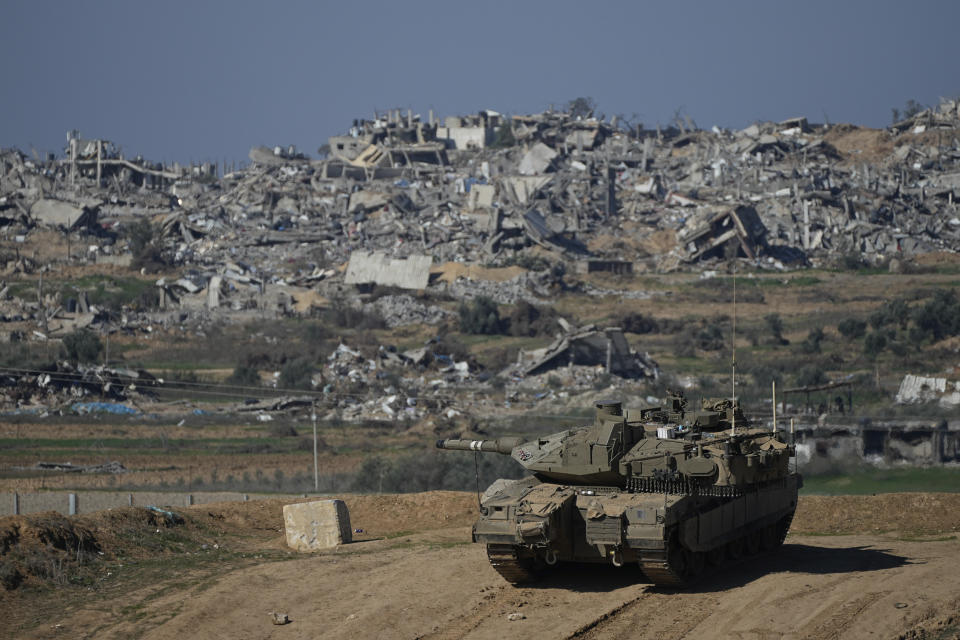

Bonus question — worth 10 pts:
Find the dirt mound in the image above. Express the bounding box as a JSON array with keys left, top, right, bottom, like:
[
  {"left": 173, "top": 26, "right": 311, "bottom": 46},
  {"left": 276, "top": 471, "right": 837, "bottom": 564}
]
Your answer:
[
  {"left": 197, "top": 491, "right": 479, "bottom": 539},
  {"left": 823, "top": 124, "right": 896, "bottom": 165},
  {"left": 0, "top": 511, "right": 100, "bottom": 590},
  {"left": 0, "top": 506, "right": 190, "bottom": 591},
  {"left": 794, "top": 492, "right": 960, "bottom": 536}
]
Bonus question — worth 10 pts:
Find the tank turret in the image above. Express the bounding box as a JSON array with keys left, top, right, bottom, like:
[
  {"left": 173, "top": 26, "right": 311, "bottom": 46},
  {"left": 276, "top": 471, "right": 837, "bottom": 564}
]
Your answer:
[{"left": 436, "top": 395, "right": 800, "bottom": 587}]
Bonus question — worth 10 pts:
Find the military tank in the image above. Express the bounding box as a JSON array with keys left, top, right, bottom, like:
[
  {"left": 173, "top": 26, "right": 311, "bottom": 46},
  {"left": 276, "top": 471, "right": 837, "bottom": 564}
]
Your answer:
[{"left": 436, "top": 395, "right": 800, "bottom": 586}]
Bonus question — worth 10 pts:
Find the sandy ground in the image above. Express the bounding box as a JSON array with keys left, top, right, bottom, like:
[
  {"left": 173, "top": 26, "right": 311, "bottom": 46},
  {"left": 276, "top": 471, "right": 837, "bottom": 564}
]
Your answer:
[
  {"left": 7, "top": 492, "right": 959, "bottom": 640},
  {"left": 22, "top": 532, "right": 959, "bottom": 640}
]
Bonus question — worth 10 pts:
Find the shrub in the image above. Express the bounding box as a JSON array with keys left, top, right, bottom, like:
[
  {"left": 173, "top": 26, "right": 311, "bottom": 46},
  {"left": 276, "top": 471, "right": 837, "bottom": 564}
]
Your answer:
[
  {"left": 278, "top": 357, "right": 316, "bottom": 391},
  {"left": 126, "top": 219, "right": 166, "bottom": 272},
  {"left": 319, "top": 302, "right": 386, "bottom": 331},
  {"left": 869, "top": 298, "right": 910, "bottom": 330},
  {"left": 794, "top": 365, "right": 828, "bottom": 388},
  {"left": 508, "top": 301, "right": 557, "bottom": 337},
  {"left": 863, "top": 331, "right": 888, "bottom": 358},
  {"left": 837, "top": 318, "right": 867, "bottom": 340},
  {"left": 459, "top": 296, "right": 506, "bottom": 335},
  {"left": 63, "top": 329, "right": 102, "bottom": 363},
  {"left": 764, "top": 313, "right": 789, "bottom": 345},
  {"left": 490, "top": 119, "right": 516, "bottom": 148},
  {"left": 619, "top": 312, "right": 659, "bottom": 335},
  {"left": 799, "top": 327, "right": 825, "bottom": 354},
  {"left": 226, "top": 364, "right": 260, "bottom": 387},
  {"left": 910, "top": 289, "right": 960, "bottom": 343},
  {"left": 696, "top": 325, "right": 725, "bottom": 351}
]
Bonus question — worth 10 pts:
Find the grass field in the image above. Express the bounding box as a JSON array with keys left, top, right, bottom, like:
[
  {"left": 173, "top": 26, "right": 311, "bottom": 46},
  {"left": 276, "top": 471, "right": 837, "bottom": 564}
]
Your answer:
[{"left": 800, "top": 467, "right": 960, "bottom": 495}]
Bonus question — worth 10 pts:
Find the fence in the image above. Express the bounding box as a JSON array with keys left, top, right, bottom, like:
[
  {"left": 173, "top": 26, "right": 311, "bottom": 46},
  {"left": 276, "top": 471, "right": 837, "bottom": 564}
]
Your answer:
[{"left": 0, "top": 491, "right": 301, "bottom": 517}]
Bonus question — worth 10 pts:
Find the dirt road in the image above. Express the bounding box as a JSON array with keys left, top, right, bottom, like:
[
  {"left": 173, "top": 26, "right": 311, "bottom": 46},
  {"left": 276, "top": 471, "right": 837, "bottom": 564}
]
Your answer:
[
  {"left": 6, "top": 493, "right": 960, "bottom": 639},
  {"left": 23, "top": 530, "right": 956, "bottom": 640}
]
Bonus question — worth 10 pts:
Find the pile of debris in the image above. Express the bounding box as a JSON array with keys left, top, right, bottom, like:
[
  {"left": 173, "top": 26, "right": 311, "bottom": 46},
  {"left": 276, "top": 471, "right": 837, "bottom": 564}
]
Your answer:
[
  {"left": 4, "top": 99, "right": 960, "bottom": 415},
  {"left": 0, "top": 362, "right": 157, "bottom": 411}
]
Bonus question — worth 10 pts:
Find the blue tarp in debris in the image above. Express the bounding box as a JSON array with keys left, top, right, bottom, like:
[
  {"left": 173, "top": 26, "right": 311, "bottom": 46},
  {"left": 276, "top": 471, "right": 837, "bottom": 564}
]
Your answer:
[{"left": 71, "top": 402, "right": 139, "bottom": 415}]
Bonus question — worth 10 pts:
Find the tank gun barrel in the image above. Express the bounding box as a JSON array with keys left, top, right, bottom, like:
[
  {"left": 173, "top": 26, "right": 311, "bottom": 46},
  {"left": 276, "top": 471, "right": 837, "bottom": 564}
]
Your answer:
[{"left": 435, "top": 437, "right": 524, "bottom": 455}]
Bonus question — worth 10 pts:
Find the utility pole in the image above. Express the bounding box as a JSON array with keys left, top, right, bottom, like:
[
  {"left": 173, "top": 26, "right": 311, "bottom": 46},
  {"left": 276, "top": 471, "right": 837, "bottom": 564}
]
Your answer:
[{"left": 312, "top": 402, "right": 319, "bottom": 492}]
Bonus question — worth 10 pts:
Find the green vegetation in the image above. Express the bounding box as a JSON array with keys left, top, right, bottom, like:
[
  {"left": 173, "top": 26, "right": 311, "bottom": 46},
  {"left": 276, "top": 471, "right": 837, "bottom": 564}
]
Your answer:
[
  {"left": 225, "top": 364, "right": 260, "bottom": 387},
  {"left": 837, "top": 318, "right": 867, "bottom": 340},
  {"left": 349, "top": 450, "right": 525, "bottom": 493},
  {"left": 278, "top": 357, "right": 316, "bottom": 391},
  {"left": 126, "top": 218, "right": 167, "bottom": 272},
  {"left": 801, "top": 467, "right": 960, "bottom": 495},
  {"left": 63, "top": 328, "right": 103, "bottom": 363},
  {"left": 459, "top": 296, "right": 506, "bottom": 335},
  {"left": 568, "top": 96, "right": 596, "bottom": 119},
  {"left": 489, "top": 118, "right": 516, "bottom": 148}
]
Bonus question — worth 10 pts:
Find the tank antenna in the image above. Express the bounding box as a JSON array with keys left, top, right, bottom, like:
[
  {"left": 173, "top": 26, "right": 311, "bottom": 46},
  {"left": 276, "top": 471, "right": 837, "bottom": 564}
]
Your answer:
[
  {"left": 731, "top": 253, "right": 737, "bottom": 437},
  {"left": 772, "top": 380, "right": 777, "bottom": 435}
]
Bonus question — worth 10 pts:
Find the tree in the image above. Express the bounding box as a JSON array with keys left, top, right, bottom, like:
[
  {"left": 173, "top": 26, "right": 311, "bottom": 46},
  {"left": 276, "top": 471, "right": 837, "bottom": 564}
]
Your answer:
[
  {"left": 490, "top": 119, "right": 516, "bottom": 148},
  {"left": 764, "top": 313, "right": 789, "bottom": 345},
  {"left": 799, "top": 327, "right": 825, "bottom": 354},
  {"left": 278, "top": 357, "right": 315, "bottom": 391},
  {"left": 125, "top": 219, "right": 166, "bottom": 272},
  {"left": 794, "top": 365, "right": 828, "bottom": 388},
  {"left": 459, "top": 296, "right": 506, "bottom": 335},
  {"left": 63, "top": 329, "right": 102, "bottom": 363},
  {"left": 696, "top": 325, "right": 725, "bottom": 351},
  {"left": 869, "top": 298, "right": 910, "bottom": 330},
  {"left": 568, "top": 97, "right": 596, "bottom": 119},
  {"left": 863, "top": 331, "right": 888, "bottom": 358},
  {"left": 837, "top": 318, "right": 867, "bottom": 340},
  {"left": 226, "top": 364, "right": 261, "bottom": 387},
  {"left": 910, "top": 289, "right": 960, "bottom": 343}
]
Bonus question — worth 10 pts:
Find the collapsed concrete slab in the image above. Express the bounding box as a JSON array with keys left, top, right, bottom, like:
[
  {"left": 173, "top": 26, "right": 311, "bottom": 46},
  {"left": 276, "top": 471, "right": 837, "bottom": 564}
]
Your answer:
[
  {"left": 283, "top": 499, "right": 352, "bottom": 551},
  {"left": 895, "top": 374, "right": 960, "bottom": 407},
  {"left": 344, "top": 251, "right": 431, "bottom": 290},
  {"left": 679, "top": 205, "right": 771, "bottom": 262},
  {"left": 30, "top": 198, "right": 97, "bottom": 230},
  {"left": 518, "top": 324, "right": 659, "bottom": 379},
  {"left": 518, "top": 142, "right": 558, "bottom": 175}
]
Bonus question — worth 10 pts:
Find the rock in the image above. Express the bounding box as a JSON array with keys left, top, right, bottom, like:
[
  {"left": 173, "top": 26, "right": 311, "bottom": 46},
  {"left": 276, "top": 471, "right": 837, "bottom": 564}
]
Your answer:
[
  {"left": 282, "top": 499, "right": 352, "bottom": 551},
  {"left": 271, "top": 612, "right": 290, "bottom": 625},
  {"left": 507, "top": 613, "right": 526, "bottom": 621}
]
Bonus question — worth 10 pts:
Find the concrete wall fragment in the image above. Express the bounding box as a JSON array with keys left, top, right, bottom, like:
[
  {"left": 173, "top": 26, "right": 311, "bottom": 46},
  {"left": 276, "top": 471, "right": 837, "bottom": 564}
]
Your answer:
[{"left": 283, "top": 499, "right": 352, "bottom": 551}]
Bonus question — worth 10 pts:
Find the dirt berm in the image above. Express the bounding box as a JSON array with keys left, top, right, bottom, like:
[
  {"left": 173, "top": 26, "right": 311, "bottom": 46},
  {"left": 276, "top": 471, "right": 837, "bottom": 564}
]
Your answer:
[{"left": 1, "top": 492, "right": 959, "bottom": 639}]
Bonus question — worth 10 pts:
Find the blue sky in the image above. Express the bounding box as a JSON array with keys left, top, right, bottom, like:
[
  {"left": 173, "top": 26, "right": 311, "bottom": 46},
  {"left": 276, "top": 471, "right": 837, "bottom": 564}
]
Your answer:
[{"left": 2, "top": 0, "right": 957, "bottom": 164}]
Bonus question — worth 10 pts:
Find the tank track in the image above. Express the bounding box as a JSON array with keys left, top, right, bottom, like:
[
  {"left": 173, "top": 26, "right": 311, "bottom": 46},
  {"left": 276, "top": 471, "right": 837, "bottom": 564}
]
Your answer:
[
  {"left": 485, "top": 544, "right": 539, "bottom": 584},
  {"left": 640, "top": 510, "right": 796, "bottom": 588},
  {"left": 638, "top": 550, "right": 687, "bottom": 587}
]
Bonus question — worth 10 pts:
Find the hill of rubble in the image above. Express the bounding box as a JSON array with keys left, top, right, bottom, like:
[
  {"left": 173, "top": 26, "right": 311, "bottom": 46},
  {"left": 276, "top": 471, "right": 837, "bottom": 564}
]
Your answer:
[
  {"left": 4, "top": 100, "right": 960, "bottom": 284},
  {"left": 2, "top": 100, "right": 960, "bottom": 425}
]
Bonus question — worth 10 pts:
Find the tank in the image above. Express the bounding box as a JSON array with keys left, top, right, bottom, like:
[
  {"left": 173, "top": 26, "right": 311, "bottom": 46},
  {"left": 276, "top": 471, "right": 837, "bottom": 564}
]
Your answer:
[{"left": 436, "top": 395, "right": 800, "bottom": 586}]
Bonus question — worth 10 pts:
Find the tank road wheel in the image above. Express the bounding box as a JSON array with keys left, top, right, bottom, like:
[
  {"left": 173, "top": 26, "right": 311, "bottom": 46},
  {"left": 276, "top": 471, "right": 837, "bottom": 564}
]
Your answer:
[
  {"left": 486, "top": 544, "right": 541, "bottom": 585},
  {"left": 706, "top": 545, "right": 726, "bottom": 567},
  {"left": 744, "top": 529, "right": 761, "bottom": 556},
  {"left": 759, "top": 523, "right": 779, "bottom": 551},
  {"left": 726, "top": 536, "right": 745, "bottom": 561}
]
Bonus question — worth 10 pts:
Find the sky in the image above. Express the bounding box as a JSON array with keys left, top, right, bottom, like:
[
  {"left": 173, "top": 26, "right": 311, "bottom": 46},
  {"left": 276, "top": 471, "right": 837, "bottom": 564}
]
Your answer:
[{"left": 2, "top": 0, "right": 958, "bottom": 165}]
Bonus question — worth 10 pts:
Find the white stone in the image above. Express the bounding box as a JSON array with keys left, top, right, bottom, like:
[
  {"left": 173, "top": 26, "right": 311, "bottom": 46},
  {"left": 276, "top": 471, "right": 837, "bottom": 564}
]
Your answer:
[{"left": 283, "top": 499, "right": 352, "bottom": 551}]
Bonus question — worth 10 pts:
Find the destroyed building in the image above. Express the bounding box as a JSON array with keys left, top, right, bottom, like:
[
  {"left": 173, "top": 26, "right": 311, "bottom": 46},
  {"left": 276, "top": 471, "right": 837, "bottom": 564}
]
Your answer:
[{"left": 4, "top": 99, "right": 960, "bottom": 414}]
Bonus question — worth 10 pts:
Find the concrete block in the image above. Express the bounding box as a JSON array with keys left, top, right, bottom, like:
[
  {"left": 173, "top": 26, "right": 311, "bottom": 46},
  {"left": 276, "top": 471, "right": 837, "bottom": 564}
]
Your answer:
[{"left": 283, "top": 499, "right": 352, "bottom": 551}]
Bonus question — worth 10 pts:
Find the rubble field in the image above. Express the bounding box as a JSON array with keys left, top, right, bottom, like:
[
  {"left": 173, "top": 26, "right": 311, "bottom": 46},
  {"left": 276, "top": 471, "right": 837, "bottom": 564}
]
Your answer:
[{"left": 2, "top": 102, "right": 960, "bottom": 494}]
